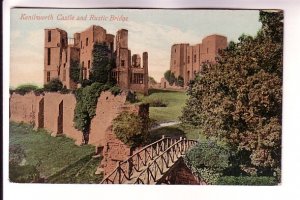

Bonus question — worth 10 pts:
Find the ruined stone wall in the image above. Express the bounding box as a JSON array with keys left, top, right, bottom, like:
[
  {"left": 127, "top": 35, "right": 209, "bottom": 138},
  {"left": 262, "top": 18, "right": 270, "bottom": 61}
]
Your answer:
[
  {"left": 89, "top": 91, "right": 128, "bottom": 146},
  {"left": 10, "top": 91, "right": 146, "bottom": 147},
  {"left": 10, "top": 92, "right": 43, "bottom": 124},
  {"left": 99, "top": 103, "right": 147, "bottom": 176}
]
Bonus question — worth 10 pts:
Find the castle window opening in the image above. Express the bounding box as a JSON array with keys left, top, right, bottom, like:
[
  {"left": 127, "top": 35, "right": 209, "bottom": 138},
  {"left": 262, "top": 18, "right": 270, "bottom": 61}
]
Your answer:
[
  {"left": 47, "top": 48, "right": 51, "bottom": 65},
  {"left": 82, "top": 61, "right": 84, "bottom": 68},
  {"left": 193, "top": 55, "right": 196, "bottom": 63},
  {"left": 133, "top": 73, "right": 144, "bottom": 84},
  {"left": 207, "top": 48, "right": 209, "bottom": 53},
  {"left": 88, "top": 60, "right": 90, "bottom": 69},
  {"left": 121, "top": 60, "right": 125, "bottom": 66},
  {"left": 48, "top": 30, "right": 51, "bottom": 42},
  {"left": 47, "top": 71, "right": 50, "bottom": 82},
  {"left": 175, "top": 48, "right": 176, "bottom": 53},
  {"left": 86, "top": 38, "right": 88, "bottom": 46},
  {"left": 188, "top": 56, "right": 190, "bottom": 64},
  {"left": 62, "top": 38, "right": 65, "bottom": 47}
]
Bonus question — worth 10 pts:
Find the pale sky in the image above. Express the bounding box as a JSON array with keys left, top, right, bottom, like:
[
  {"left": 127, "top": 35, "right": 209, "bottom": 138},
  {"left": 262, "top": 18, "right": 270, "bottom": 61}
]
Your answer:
[{"left": 10, "top": 8, "right": 262, "bottom": 87}]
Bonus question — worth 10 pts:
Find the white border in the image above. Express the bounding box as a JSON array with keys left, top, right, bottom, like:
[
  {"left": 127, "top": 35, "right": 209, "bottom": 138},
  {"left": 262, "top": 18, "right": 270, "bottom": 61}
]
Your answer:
[{"left": 3, "top": 1, "right": 300, "bottom": 200}]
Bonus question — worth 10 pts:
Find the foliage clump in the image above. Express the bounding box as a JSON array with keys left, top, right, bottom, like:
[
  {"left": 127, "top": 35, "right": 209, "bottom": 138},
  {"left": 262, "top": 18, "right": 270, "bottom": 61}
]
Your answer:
[
  {"left": 74, "top": 83, "right": 105, "bottom": 142},
  {"left": 14, "top": 84, "right": 39, "bottom": 95},
  {"left": 181, "top": 11, "right": 283, "bottom": 176},
  {"left": 44, "top": 78, "right": 63, "bottom": 92},
  {"left": 70, "top": 60, "right": 81, "bottom": 83},
  {"left": 185, "top": 140, "right": 230, "bottom": 184},
  {"left": 217, "top": 175, "right": 277, "bottom": 185},
  {"left": 112, "top": 112, "right": 148, "bottom": 148},
  {"left": 89, "top": 43, "right": 116, "bottom": 85},
  {"left": 143, "top": 97, "right": 168, "bottom": 107},
  {"left": 164, "top": 70, "right": 184, "bottom": 87}
]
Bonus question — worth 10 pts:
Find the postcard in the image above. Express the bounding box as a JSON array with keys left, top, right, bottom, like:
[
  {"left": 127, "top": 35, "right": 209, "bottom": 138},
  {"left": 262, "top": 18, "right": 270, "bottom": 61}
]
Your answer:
[{"left": 8, "top": 7, "right": 283, "bottom": 188}]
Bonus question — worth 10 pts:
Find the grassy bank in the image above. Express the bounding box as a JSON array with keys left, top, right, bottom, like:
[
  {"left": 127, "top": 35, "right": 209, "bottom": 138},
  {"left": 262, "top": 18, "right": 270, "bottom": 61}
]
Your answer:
[{"left": 9, "top": 122, "right": 99, "bottom": 182}]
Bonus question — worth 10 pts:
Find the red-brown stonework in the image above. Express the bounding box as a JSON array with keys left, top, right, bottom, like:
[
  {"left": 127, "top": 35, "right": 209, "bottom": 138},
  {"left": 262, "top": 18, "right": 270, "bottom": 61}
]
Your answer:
[
  {"left": 169, "top": 34, "right": 227, "bottom": 86},
  {"left": 10, "top": 92, "right": 43, "bottom": 125},
  {"left": 10, "top": 91, "right": 148, "bottom": 149},
  {"left": 164, "top": 158, "right": 205, "bottom": 185},
  {"left": 44, "top": 26, "right": 148, "bottom": 95}
]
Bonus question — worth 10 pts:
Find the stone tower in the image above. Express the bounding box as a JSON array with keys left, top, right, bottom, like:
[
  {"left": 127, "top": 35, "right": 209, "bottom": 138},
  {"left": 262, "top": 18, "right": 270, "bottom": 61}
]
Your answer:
[{"left": 44, "top": 28, "right": 68, "bottom": 84}]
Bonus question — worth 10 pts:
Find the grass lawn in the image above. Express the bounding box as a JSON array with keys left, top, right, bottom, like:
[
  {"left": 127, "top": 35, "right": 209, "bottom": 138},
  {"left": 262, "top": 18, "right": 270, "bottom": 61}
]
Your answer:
[
  {"left": 139, "top": 89, "right": 188, "bottom": 123},
  {"left": 9, "top": 122, "right": 96, "bottom": 179}
]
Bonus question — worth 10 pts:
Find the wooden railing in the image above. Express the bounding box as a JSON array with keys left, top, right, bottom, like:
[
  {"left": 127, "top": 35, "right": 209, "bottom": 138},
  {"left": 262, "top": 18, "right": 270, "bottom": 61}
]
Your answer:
[{"left": 101, "top": 136, "right": 198, "bottom": 184}]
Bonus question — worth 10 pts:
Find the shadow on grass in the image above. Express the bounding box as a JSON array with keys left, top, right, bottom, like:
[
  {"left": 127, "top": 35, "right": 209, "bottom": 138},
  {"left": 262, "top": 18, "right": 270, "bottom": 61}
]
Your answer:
[
  {"left": 148, "top": 89, "right": 184, "bottom": 95},
  {"left": 148, "top": 126, "right": 186, "bottom": 143}
]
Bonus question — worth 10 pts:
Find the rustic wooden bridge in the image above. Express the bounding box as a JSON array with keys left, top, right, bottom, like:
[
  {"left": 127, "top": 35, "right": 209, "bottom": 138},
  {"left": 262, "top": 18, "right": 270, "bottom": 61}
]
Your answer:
[{"left": 101, "top": 136, "right": 198, "bottom": 184}]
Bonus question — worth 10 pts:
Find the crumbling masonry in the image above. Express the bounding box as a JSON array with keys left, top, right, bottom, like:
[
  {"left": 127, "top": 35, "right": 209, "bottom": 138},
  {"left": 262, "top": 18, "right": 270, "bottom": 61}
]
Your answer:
[{"left": 44, "top": 25, "right": 148, "bottom": 95}]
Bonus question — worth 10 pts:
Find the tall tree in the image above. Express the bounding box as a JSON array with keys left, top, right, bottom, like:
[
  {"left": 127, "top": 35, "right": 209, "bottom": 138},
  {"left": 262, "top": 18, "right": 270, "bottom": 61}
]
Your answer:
[{"left": 181, "top": 10, "right": 283, "bottom": 175}]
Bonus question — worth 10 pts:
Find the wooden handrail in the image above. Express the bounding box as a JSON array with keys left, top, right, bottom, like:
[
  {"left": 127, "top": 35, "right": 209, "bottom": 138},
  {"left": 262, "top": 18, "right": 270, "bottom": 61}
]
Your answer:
[{"left": 101, "top": 136, "right": 198, "bottom": 184}]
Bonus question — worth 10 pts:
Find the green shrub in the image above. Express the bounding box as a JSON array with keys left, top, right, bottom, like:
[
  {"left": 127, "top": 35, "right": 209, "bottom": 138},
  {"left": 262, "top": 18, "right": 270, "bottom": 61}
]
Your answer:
[
  {"left": 185, "top": 139, "right": 230, "bottom": 184},
  {"left": 217, "top": 176, "right": 278, "bottom": 185},
  {"left": 109, "top": 85, "right": 122, "bottom": 96},
  {"left": 14, "top": 84, "right": 39, "bottom": 95},
  {"left": 112, "top": 112, "right": 146, "bottom": 148},
  {"left": 44, "top": 78, "right": 63, "bottom": 92}
]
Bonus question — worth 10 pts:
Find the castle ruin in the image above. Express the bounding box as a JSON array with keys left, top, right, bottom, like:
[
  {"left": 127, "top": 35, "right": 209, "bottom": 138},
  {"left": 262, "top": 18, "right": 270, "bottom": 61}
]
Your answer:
[
  {"left": 44, "top": 25, "right": 148, "bottom": 95},
  {"left": 164, "top": 34, "right": 227, "bottom": 87}
]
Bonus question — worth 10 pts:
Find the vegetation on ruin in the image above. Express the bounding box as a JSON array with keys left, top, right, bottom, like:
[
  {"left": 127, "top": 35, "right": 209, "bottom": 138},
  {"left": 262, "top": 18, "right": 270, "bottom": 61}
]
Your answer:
[
  {"left": 9, "top": 122, "right": 96, "bottom": 182},
  {"left": 181, "top": 10, "right": 283, "bottom": 181},
  {"left": 13, "top": 84, "right": 40, "bottom": 95},
  {"left": 74, "top": 83, "right": 106, "bottom": 142},
  {"left": 90, "top": 42, "right": 116, "bottom": 84},
  {"left": 70, "top": 60, "right": 81, "bottom": 83},
  {"left": 112, "top": 112, "right": 149, "bottom": 148},
  {"left": 73, "top": 42, "right": 121, "bottom": 144},
  {"left": 44, "top": 78, "right": 64, "bottom": 92}
]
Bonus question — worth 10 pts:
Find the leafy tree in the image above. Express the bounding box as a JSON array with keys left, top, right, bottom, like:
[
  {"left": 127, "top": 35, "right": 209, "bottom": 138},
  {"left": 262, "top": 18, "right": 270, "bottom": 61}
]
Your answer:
[
  {"left": 164, "top": 70, "right": 176, "bottom": 86},
  {"left": 90, "top": 43, "right": 115, "bottom": 84},
  {"left": 181, "top": 10, "right": 283, "bottom": 175},
  {"left": 44, "top": 78, "right": 63, "bottom": 92}
]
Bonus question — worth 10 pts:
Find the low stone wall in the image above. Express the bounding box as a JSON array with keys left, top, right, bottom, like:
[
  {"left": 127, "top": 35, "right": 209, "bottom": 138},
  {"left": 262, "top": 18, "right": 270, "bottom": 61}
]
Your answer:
[
  {"left": 10, "top": 92, "right": 43, "bottom": 124},
  {"left": 9, "top": 91, "right": 146, "bottom": 146}
]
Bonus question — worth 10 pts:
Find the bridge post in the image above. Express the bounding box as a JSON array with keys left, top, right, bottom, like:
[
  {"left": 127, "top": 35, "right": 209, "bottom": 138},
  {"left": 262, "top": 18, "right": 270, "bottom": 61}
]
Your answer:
[{"left": 117, "top": 161, "right": 122, "bottom": 184}]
